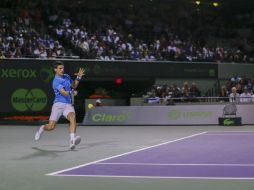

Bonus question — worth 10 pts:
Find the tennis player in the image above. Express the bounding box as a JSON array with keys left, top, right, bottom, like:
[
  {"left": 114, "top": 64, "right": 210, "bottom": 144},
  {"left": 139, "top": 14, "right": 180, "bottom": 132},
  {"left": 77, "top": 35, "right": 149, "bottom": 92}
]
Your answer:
[{"left": 35, "top": 61, "right": 85, "bottom": 150}]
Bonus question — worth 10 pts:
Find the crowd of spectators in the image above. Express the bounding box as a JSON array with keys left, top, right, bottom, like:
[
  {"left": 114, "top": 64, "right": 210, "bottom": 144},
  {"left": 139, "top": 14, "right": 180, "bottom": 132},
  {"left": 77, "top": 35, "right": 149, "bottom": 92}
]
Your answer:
[
  {"left": 220, "top": 75, "right": 254, "bottom": 102},
  {"left": 48, "top": 0, "right": 254, "bottom": 62},
  {"left": 51, "top": 14, "right": 254, "bottom": 62},
  {"left": 143, "top": 82, "right": 201, "bottom": 105},
  {"left": 0, "top": 7, "right": 67, "bottom": 59},
  {"left": 145, "top": 76, "right": 254, "bottom": 104},
  {"left": 1, "top": 0, "right": 254, "bottom": 63}
]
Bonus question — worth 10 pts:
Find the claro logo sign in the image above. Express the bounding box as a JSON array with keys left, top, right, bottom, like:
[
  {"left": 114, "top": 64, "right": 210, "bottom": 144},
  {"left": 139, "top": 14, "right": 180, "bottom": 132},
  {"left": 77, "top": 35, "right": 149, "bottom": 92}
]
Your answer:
[
  {"left": 92, "top": 112, "right": 132, "bottom": 122},
  {"left": 11, "top": 88, "right": 47, "bottom": 111}
]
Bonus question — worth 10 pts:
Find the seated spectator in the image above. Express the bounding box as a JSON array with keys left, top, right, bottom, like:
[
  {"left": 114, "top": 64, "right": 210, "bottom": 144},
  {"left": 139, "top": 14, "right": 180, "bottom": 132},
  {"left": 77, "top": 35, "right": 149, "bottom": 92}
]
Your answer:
[
  {"left": 219, "top": 85, "right": 229, "bottom": 102},
  {"left": 229, "top": 87, "right": 240, "bottom": 102},
  {"left": 251, "top": 94, "right": 254, "bottom": 103},
  {"left": 189, "top": 82, "right": 201, "bottom": 98},
  {"left": 189, "top": 82, "right": 201, "bottom": 101},
  {"left": 181, "top": 82, "right": 190, "bottom": 100},
  {"left": 95, "top": 99, "right": 102, "bottom": 106},
  {"left": 235, "top": 83, "right": 243, "bottom": 94},
  {"left": 240, "top": 86, "right": 252, "bottom": 103}
]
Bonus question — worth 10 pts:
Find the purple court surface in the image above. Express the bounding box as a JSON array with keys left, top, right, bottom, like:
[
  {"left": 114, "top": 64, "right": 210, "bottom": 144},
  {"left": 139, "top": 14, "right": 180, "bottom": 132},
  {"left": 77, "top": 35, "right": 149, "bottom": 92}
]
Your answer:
[{"left": 47, "top": 131, "right": 254, "bottom": 179}]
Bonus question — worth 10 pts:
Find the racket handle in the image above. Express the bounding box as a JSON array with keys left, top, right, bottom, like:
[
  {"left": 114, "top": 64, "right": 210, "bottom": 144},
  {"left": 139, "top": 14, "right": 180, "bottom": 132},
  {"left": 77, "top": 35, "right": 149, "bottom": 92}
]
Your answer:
[{"left": 71, "top": 89, "right": 75, "bottom": 105}]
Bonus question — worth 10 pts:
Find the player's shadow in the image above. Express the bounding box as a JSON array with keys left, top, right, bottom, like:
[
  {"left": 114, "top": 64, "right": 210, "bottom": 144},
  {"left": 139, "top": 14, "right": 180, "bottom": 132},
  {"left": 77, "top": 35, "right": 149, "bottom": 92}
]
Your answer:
[
  {"left": 33, "top": 146, "right": 72, "bottom": 153},
  {"left": 40, "top": 140, "right": 117, "bottom": 150},
  {"left": 13, "top": 146, "right": 71, "bottom": 160},
  {"left": 14, "top": 140, "right": 117, "bottom": 160}
]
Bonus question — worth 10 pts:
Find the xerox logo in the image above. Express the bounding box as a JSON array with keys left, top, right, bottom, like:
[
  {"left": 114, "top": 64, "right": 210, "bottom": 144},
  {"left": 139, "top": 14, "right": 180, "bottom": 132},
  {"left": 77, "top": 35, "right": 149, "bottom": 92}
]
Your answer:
[
  {"left": 0, "top": 69, "right": 37, "bottom": 79},
  {"left": 0, "top": 67, "right": 54, "bottom": 83},
  {"left": 11, "top": 88, "right": 47, "bottom": 112}
]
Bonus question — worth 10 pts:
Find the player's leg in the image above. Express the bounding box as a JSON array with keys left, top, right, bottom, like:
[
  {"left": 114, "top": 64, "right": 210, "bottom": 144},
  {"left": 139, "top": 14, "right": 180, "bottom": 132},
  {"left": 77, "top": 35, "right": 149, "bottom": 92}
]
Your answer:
[
  {"left": 35, "top": 120, "right": 57, "bottom": 140},
  {"left": 64, "top": 105, "right": 81, "bottom": 150},
  {"left": 35, "top": 103, "right": 63, "bottom": 141},
  {"left": 67, "top": 112, "right": 77, "bottom": 134}
]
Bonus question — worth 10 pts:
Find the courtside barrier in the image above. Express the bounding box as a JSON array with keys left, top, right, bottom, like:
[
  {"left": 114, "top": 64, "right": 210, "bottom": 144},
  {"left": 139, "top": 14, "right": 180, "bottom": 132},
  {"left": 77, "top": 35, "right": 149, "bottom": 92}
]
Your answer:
[{"left": 82, "top": 104, "right": 254, "bottom": 125}]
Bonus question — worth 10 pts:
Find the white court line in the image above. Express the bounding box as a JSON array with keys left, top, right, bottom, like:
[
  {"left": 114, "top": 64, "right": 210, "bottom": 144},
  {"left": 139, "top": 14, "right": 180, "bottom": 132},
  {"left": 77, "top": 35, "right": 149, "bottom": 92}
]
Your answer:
[
  {"left": 52, "top": 174, "right": 254, "bottom": 180},
  {"left": 94, "top": 163, "right": 254, "bottom": 167},
  {"left": 204, "top": 131, "right": 254, "bottom": 135},
  {"left": 46, "top": 131, "right": 207, "bottom": 176},
  {"left": 206, "top": 131, "right": 254, "bottom": 133},
  {"left": 204, "top": 134, "right": 254, "bottom": 136}
]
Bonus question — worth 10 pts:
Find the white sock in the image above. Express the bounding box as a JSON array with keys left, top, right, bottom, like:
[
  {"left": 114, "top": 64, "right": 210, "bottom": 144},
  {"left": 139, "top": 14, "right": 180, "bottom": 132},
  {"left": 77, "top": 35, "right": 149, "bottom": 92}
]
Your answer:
[
  {"left": 70, "top": 133, "right": 75, "bottom": 141},
  {"left": 39, "top": 125, "right": 45, "bottom": 134}
]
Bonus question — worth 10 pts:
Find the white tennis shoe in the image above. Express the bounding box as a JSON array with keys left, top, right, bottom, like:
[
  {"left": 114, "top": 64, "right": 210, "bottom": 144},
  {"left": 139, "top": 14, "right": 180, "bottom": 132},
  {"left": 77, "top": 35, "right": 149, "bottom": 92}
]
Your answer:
[{"left": 70, "top": 136, "right": 81, "bottom": 150}]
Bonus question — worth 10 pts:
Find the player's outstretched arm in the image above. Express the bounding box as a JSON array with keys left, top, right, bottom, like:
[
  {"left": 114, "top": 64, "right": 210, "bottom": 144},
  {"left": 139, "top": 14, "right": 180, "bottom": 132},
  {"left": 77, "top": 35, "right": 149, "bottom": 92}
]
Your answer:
[
  {"left": 60, "top": 88, "right": 76, "bottom": 97},
  {"left": 72, "top": 68, "right": 85, "bottom": 89}
]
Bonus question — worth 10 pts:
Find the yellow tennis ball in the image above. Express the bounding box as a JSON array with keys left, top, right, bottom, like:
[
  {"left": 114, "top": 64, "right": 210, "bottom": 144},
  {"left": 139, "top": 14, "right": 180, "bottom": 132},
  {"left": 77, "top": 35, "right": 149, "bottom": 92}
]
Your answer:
[{"left": 88, "top": 103, "right": 94, "bottom": 109}]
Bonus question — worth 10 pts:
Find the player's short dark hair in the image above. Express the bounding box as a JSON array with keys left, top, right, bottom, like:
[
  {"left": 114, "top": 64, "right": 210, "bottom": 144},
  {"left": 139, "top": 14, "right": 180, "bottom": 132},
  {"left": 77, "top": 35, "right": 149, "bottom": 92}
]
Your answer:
[{"left": 53, "top": 61, "right": 64, "bottom": 69}]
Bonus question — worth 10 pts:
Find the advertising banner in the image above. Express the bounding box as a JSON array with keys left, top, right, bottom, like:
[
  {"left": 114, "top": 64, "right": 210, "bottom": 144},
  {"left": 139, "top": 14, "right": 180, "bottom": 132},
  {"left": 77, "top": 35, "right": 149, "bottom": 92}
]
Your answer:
[
  {"left": 0, "top": 59, "right": 55, "bottom": 114},
  {"left": 83, "top": 104, "right": 254, "bottom": 125}
]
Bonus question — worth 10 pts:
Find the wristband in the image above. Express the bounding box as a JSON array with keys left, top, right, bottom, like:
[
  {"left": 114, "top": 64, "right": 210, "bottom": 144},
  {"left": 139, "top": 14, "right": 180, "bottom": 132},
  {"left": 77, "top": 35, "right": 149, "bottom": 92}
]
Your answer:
[{"left": 76, "top": 76, "right": 82, "bottom": 81}]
